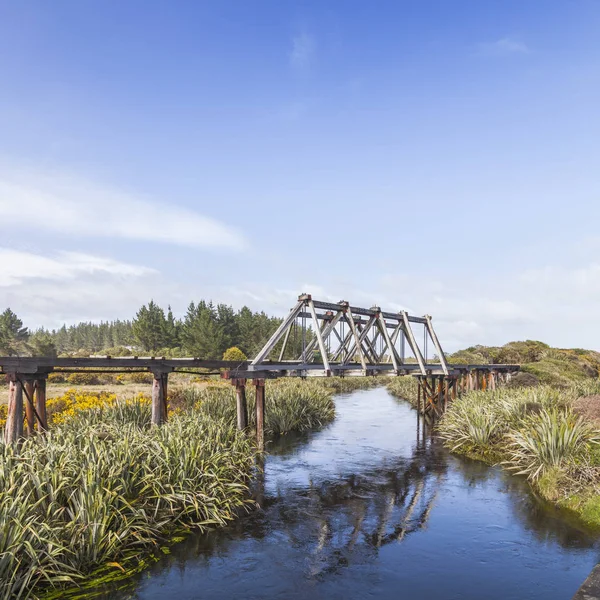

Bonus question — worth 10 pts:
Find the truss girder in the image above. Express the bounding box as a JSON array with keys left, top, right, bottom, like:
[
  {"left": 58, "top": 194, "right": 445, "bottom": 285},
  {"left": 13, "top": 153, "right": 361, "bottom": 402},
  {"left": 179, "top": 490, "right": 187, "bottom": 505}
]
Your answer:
[{"left": 249, "top": 295, "right": 451, "bottom": 377}]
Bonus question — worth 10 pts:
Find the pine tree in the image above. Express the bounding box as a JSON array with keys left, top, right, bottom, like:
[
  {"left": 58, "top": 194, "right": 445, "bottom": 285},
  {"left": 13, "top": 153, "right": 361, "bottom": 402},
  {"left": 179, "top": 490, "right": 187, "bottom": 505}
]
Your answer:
[
  {"left": 132, "top": 301, "right": 169, "bottom": 352},
  {"left": 0, "top": 308, "right": 29, "bottom": 355},
  {"left": 164, "top": 305, "right": 181, "bottom": 348},
  {"left": 182, "top": 301, "right": 221, "bottom": 358}
]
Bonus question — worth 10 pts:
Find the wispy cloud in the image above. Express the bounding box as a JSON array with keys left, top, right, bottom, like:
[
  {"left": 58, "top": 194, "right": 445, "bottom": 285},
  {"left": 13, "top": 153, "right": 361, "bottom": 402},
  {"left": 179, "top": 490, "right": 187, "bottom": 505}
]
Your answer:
[
  {"left": 478, "top": 37, "right": 529, "bottom": 57},
  {"left": 0, "top": 166, "right": 246, "bottom": 250},
  {"left": 290, "top": 32, "right": 316, "bottom": 70},
  {"left": 0, "top": 248, "right": 155, "bottom": 287}
]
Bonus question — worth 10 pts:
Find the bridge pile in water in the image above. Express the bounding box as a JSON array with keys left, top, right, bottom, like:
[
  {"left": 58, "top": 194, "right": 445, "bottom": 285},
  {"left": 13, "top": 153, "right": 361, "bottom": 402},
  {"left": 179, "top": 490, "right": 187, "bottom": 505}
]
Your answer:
[{"left": 0, "top": 294, "right": 519, "bottom": 445}]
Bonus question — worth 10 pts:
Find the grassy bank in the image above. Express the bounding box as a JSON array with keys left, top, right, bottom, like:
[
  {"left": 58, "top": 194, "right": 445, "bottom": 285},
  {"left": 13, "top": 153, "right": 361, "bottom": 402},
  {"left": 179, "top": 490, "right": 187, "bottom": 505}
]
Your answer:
[
  {"left": 386, "top": 370, "right": 600, "bottom": 529},
  {"left": 448, "top": 340, "right": 600, "bottom": 388},
  {"left": 0, "top": 378, "right": 346, "bottom": 600},
  {"left": 386, "top": 377, "right": 419, "bottom": 407},
  {"left": 437, "top": 383, "right": 600, "bottom": 528}
]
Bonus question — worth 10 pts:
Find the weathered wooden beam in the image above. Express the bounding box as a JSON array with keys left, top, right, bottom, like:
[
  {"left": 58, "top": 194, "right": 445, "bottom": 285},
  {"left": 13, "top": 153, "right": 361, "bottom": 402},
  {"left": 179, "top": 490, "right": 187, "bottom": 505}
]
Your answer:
[
  {"left": 4, "top": 375, "right": 23, "bottom": 444},
  {"left": 254, "top": 379, "right": 265, "bottom": 450},
  {"left": 24, "top": 380, "right": 35, "bottom": 437},
  {"left": 234, "top": 379, "right": 248, "bottom": 430},
  {"left": 151, "top": 372, "right": 168, "bottom": 426},
  {"left": 35, "top": 378, "right": 48, "bottom": 432}
]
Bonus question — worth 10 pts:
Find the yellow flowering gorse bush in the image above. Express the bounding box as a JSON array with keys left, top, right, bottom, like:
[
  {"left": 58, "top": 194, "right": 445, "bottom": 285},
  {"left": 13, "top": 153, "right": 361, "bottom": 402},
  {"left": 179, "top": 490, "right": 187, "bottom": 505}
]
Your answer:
[{"left": 47, "top": 390, "right": 150, "bottom": 424}]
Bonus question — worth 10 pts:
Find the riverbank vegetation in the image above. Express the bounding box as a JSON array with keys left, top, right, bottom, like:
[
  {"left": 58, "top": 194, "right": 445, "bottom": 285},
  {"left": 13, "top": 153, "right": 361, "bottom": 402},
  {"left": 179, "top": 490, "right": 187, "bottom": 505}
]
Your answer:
[
  {"left": 0, "top": 377, "right": 347, "bottom": 599},
  {"left": 448, "top": 340, "right": 600, "bottom": 388},
  {"left": 436, "top": 384, "right": 600, "bottom": 528},
  {"left": 385, "top": 348, "right": 600, "bottom": 530}
]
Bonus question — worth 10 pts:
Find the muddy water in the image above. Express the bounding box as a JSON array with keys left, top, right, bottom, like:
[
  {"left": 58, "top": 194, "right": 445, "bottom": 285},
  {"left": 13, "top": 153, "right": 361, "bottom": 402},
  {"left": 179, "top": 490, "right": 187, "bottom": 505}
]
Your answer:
[{"left": 96, "top": 388, "right": 599, "bottom": 600}]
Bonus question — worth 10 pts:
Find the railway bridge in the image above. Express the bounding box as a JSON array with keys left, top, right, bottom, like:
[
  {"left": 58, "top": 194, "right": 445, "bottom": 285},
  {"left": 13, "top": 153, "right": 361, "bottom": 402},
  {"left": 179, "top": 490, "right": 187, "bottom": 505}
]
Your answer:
[{"left": 0, "top": 294, "right": 519, "bottom": 445}]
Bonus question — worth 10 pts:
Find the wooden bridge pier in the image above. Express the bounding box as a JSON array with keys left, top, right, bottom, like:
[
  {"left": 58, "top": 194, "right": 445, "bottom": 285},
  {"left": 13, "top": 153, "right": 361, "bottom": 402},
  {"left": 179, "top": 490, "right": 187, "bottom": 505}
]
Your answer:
[
  {"left": 151, "top": 370, "right": 169, "bottom": 426},
  {"left": 3, "top": 372, "right": 49, "bottom": 444},
  {"left": 230, "top": 378, "right": 266, "bottom": 449},
  {"left": 417, "top": 368, "right": 503, "bottom": 422}
]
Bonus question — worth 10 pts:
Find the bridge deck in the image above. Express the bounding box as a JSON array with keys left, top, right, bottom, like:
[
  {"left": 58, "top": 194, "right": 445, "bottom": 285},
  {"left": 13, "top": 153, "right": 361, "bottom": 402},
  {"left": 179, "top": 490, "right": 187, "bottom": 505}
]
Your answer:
[{"left": 0, "top": 356, "right": 519, "bottom": 378}]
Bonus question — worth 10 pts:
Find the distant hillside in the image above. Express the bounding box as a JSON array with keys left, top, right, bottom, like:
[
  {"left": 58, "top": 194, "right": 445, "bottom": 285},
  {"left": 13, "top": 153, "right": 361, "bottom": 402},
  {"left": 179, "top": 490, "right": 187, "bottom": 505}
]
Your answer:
[{"left": 447, "top": 340, "right": 600, "bottom": 387}]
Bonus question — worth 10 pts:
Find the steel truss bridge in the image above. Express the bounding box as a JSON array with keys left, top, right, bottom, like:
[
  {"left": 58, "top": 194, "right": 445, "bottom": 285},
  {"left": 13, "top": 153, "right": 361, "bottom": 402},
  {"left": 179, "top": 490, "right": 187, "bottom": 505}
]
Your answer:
[
  {"left": 0, "top": 294, "right": 519, "bottom": 445},
  {"left": 236, "top": 294, "right": 517, "bottom": 379}
]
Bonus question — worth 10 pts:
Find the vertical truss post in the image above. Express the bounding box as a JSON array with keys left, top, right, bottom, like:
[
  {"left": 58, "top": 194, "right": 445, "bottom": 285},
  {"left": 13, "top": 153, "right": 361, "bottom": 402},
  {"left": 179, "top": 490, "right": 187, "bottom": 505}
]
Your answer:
[
  {"left": 424, "top": 315, "right": 449, "bottom": 376},
  {"left": 377, "top": 312, "right": 400, "bottom": 374},
  {"left": 344, "top": 306, "right": 367, "bottom": 372},
  {"left": 307, "top": 298, "right": 331, "bottom": 375},
  {"left": 401, "top": 311, "right": 427, "bottom": 375},
  {"left": 24, "top": 379, "right": 35, "bottom": 437}
]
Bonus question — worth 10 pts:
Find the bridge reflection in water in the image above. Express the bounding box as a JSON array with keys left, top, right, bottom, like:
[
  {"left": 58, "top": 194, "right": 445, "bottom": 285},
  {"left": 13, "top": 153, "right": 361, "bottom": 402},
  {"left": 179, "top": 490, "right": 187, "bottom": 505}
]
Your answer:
[{"left": 89, "top": 389, "right": 598, "bottom": 600}]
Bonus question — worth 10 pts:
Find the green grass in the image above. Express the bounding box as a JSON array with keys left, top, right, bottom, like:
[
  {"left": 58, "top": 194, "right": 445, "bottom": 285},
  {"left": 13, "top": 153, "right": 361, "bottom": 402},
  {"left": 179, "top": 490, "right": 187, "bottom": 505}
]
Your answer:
[
  {"left": 386, "top": 377, "right": 419, "bottom": 407},
  {"left": 437, "top": 384, "right": 600, "bottom": 527},
  {"left": 0, "top": 378, "right": 341, "bottom": 600}
]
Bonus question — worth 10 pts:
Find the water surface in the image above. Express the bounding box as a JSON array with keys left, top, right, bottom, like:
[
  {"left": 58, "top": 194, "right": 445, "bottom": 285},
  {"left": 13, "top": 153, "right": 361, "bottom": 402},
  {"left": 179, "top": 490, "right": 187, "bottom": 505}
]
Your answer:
[{"left": 97, "top": 388, "right": 599, "bottom": 600}]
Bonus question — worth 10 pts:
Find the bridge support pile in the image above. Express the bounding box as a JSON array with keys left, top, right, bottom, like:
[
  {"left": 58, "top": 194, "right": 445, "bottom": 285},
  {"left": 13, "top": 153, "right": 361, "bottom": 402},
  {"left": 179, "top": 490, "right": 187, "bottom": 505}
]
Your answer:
[
  {"left": 4, "top": 373, "right": 48, "bottom": 444},
  {"left": 229, "top": 378, "right": 266, "bottom": 449},
  {"left": 416, "top": 370, "right": 510, "bottom": 422}
]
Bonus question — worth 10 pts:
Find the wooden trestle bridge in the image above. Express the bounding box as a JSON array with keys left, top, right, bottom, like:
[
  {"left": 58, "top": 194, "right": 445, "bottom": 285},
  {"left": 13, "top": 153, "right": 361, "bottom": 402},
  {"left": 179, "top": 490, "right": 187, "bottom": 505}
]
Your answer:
[{"left": 0, "top": 294, "right": 519, "bottom": 445}]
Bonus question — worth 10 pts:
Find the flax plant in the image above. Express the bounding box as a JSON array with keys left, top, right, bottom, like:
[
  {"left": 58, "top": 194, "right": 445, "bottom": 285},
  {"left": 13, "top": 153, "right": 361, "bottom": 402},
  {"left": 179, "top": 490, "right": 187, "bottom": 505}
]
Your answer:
[
  {"left": 504, "top": 409, "right": 600, "bottom": 481},
  {"left": 0, "top": 401, "right": 255, "bottom": 600},
  {"left": 0, "top": 378, "right": 340, "bottom": 599}
]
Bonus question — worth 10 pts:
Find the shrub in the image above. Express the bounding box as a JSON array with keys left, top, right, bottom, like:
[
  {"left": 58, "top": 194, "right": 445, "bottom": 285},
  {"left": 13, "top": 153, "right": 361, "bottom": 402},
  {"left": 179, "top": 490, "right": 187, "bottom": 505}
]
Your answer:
[
  {"left": 222, "top": 347, "right": 247, "bottom": 363},
  {"left": 66, "top": 373, "right": 99, "bottom": 385},
  {"left": 504, "top": 409, "right": 600, "bottom": 481},
  {"left": 48, "top": 372, "right": 67, "bottom": 384},
  {"left": 124, "top": 372, "right": 154, "bottom": 384}
]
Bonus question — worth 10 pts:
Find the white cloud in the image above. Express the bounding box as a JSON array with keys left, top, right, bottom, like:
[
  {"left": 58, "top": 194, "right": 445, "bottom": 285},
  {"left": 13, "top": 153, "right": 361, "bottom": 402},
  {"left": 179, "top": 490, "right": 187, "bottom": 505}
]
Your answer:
[
  {"left": 478, "top": 37, "right": 529, "bottom": 56},
  {"left": 0, "top": 248, "right": 160, "bottom": 327},
  {"left": 0, "top": 248, "right": 155, "bottom": 287},
  {"left": 290, "top": 32, "right": 316, "bottom": 70},
  {"left": 0, "top": 166, "right": 246, "bottom": 250}
]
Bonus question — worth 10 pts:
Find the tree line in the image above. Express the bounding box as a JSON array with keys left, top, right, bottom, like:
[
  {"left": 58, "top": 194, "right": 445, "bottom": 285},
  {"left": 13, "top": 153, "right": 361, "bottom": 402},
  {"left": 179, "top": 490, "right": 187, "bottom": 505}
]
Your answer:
[{"left": 0, "top": 301, "right": 309, "bottom": 360}]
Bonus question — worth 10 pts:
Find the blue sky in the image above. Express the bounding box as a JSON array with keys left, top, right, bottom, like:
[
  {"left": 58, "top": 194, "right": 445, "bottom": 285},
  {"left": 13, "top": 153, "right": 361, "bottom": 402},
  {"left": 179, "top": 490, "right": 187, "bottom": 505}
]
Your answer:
[{"left": 1, "top": 1, "right": 600, "bottom": 350}]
